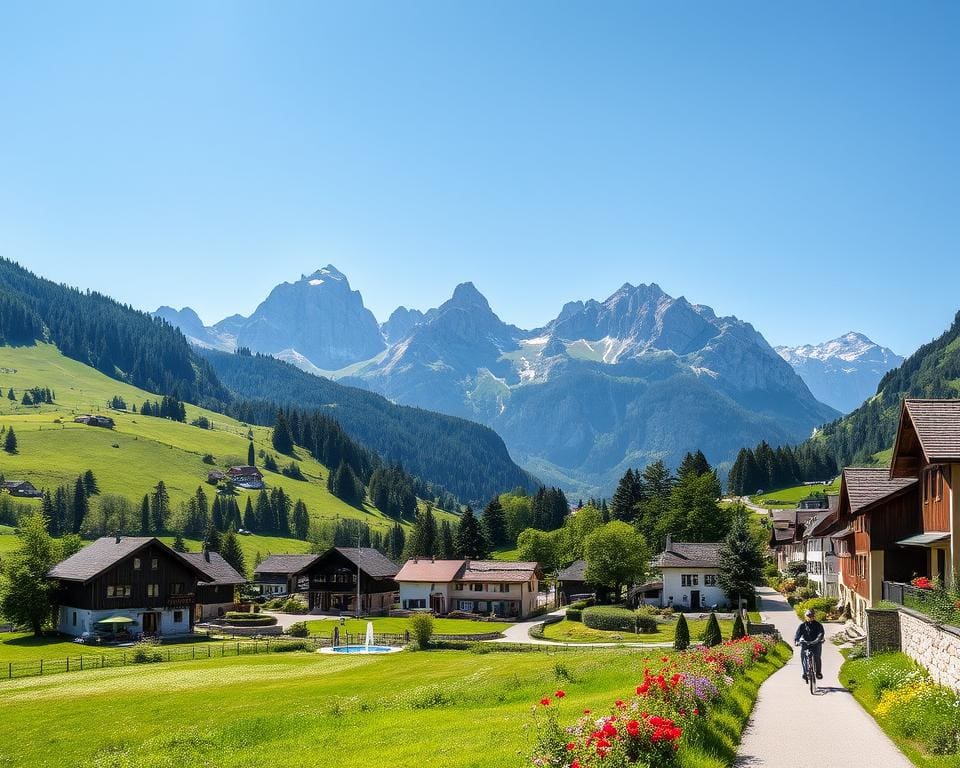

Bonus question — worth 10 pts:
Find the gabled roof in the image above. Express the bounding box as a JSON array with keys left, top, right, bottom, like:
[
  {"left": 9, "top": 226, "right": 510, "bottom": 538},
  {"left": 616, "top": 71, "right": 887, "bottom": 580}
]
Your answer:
[
  {"left": 841, "top": 467, "right": 917, "bottom": 515},
  {"left": 47, "top": 537, "right": 213, "bottom": 583},
  {"left": 802, "top": 509, "right": 839, "bottom": 539},
  {"left": 653, "top": 541, "right": 722, "bottom": 569},
  {"left": 314, "top": 548, "right": 399, "bottom": 580},
  {"left": 395, "top": 558, "right": 539, "bottom": 583},
  {"left": 557, "top": 560, "right": 587, "bottom": 582},
  {"left": 395, "top": 559, "right": 465, "bottom": 582},
  {"left": 254, "top": 554, "right": 318, "bottom": 576},
  {"left": 183, "top": 552, "right": 247, "bottom": 585},
  {"left": 892, "top": 399, "right": 960, "bottom": 477}
]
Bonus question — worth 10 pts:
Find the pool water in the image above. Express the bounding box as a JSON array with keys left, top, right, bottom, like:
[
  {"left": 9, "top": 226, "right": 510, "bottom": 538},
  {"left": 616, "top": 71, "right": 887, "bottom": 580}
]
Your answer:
[{"left": 330, "top": 645, "right": 396, "bottom": 654}]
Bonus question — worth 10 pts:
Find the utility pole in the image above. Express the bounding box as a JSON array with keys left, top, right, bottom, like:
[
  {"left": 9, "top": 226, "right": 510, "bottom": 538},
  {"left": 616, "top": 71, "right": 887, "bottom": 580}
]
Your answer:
[{"left": 355, "top": 529, "right": 362, "bottom": 619}]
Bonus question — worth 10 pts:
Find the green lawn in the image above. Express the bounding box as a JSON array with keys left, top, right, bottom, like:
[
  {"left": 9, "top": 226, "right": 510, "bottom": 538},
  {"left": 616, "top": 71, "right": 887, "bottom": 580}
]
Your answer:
[
  {"left": 749, "top": 479, "right": 840, "bottom": 509},
  {"left": 0, "top": 631, "right": 131, "bottom": 663},
  {"left": 0, "top": 343, "right": 456, "bottom": 539},
  {"left": 0, "top": 644, "right": 786, "bottom": 768},
  {"left": 542, "top": 613, "right": 763, "bottom": 644},
  {"left": 303, "top": 616, "right": 511, "bottom": 638},
  {"left": 0, "top": 533, "right": 19, "bottom": 556}
]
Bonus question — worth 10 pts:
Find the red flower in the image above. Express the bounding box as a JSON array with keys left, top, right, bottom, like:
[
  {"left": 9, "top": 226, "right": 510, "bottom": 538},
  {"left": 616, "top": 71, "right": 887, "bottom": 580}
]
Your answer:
[
  {"left": 540, "top": 697, "right": 551, "bottom": 706},
  {"left": 555, "top": 690, "right": 566, "bottom": 698},
  {"left": 626, "top": 719, "right": 641, "bottom": 737},
  {"left": 566, "top": 742, "right": 576, "bottom": 751},
  {"left": 571, "top": 761, "right": 581, "bottom": 768}
]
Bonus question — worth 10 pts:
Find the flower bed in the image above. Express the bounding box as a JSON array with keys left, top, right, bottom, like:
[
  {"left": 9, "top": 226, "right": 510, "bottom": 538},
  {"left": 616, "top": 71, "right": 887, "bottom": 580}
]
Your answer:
[{"left": 530, "top": 635, "right": 780, "bottom": 767}]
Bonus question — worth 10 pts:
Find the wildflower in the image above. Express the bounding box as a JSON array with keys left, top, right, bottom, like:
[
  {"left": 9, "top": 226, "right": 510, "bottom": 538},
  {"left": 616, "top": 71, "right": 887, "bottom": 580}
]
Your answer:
[
  {"left": 540, "top": 697, "right": 551, "bottom": 706},
  {"left": 556, "top": 690, "right": 566, "bottom": 699}
]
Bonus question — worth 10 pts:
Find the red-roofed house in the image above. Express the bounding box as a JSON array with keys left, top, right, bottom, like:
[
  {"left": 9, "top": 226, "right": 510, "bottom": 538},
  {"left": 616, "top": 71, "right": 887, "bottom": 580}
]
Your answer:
[{"left": 395, "top": 559, "right": 541, "bottom": 618}]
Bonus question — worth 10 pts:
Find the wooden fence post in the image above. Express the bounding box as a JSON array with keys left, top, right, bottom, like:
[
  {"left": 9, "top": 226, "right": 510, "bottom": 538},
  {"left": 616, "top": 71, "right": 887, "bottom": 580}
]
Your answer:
[{"left": 39, "top": 659, "right": 42, "bottom": 676}]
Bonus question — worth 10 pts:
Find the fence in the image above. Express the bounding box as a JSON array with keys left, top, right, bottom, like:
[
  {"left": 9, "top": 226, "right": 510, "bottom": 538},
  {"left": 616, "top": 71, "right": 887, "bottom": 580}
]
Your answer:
[{"left": 3, "top": 636, "right": 332, "bottom": 681}]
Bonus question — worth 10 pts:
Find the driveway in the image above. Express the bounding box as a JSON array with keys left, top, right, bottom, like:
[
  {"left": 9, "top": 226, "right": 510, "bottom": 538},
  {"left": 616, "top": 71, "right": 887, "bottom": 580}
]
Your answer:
[{"left": 734, "top": 587, "right": 911, "bottom": 768}]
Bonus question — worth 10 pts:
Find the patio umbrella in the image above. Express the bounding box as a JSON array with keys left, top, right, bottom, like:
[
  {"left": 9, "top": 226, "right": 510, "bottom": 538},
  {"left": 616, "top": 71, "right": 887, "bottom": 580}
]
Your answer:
[{"left": 96, "top": 616, "right": 136, "bottom": 625}]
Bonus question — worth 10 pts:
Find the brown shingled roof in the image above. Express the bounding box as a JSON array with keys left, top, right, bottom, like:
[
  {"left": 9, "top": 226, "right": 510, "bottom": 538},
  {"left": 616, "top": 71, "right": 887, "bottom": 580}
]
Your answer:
[
  {"left": 903, "top": 399, "right": 960, "bottom": 462},
  {"left": 557, "top": 560, "right": 587, "bottom": 582},
  {"left": 183, "top": 552, "right": 247, "bottom": 585},
  {"left": 254, "top": 554, "right": 319, "bottom": 576},
  {"left": 327, "top": 548, "right": 399, "bottom": 580},
  {"left": 842, "top": 467, "right": 917, "bottom": 515},
  {"left": 48, "top": 537, "right": 213, "bottom": 583}
]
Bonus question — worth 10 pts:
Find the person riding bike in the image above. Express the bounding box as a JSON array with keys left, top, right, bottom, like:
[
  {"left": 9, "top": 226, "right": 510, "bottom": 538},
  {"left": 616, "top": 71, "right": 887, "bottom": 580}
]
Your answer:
[{"left": 794, "top": 608, "right": 824, "bottom": 682}]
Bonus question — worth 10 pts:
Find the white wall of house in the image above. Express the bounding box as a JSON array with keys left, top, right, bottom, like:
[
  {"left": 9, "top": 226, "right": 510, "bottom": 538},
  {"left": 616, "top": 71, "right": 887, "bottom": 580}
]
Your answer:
[
  {"left": 660, "top": 568, "right": 727, "bottom": 610},
  {"left": 398, "top": 582, "right": 447, "bottom": 610},
  {"left": 399, "top": 579, "right": 539, "bottom": 616},
  {"left": 57, "top": 606, "right": 192, "bottom": 637},
  {"left": 805, "top": 538, "right": 839, "bottom": 599}
]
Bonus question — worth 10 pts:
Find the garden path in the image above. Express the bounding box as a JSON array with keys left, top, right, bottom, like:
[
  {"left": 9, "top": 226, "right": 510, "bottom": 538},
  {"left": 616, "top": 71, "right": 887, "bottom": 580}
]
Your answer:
[
  {"left": 491, "top": 609, "right": 673, "bottom": 647},
  {"left": 734, "top": 587, "right": 912, "bottom": 768}
]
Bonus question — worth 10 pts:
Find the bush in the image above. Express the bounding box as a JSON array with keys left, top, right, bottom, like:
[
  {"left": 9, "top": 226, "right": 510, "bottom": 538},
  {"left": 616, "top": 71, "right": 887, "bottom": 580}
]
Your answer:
[
  {"left": 701, "top": 612, "right": 722, "bottom": 647},
  {"left": 795, "top": 596, "right": 838, "bottom": 622},
  {"left": 582, "top": 606, "right": 658, "bottom": 634},
  {"left": 673, "top": 613, "right": 690, "bottom": 651},
  {"left": 786, "top": 561, "right": 807, "bottom": 577},
  {"left": 565, "top": 608, "right": 582, "bottom": 622},
  {"left": 222, "top": 613, "right": 277, "bottom": 627},
  {"left": 131, "top": 642, "right": 164, "bottom": 664},
  {"left": 287, "top": 621, "right": 309, "bottom": 637},
  {"left": 269, "top": 639, "right": 311, "bottom": 653},
  {"left": 202, "top": 453, "right": 216, "bottom": 464},
  {"left": 731, "top": 613, "right": 746, "bottom": 640},
  {"left": 410, "top": 612, "right": 434, "bottom": 649},
  {"left": 280, "top": 597, "right": 308, "bottom": 614}
]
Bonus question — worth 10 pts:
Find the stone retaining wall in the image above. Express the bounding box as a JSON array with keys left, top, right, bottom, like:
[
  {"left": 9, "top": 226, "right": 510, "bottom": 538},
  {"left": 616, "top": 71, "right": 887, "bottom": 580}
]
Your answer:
[
  {"left": 865, "top": 609, "right": 901, "bottom": 656},
  {"left": 899, "top": 609, "right": 960, "bottom": 691}
]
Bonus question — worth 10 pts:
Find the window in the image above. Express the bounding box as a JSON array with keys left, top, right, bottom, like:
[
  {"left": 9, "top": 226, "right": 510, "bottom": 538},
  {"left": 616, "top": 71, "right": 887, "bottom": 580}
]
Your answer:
[
  {"left": 173, "top": 611, "right": 183, "bottom": 623},
  {"left": 151, "top": 558, "right": 158, "bottom": 570},
  {"left": 454, "top": 582, "right": 464, "bottom": 591},
  {"left": 704, "top": 575, "right": 717, "bottom": 586},
  {"left": 457, "top": 600, "right": 474, "bottom": 611},
  {"left": 681, "top": 574, "right": 699, "bottom": 587},
  {"left": 147, "top": 584, "right": 159, "bottom": 597},
  {"left": 171, "top": 583, "right": 183, "bottom": 595},
  {"left": 402, "top": 599, "right": 426, "bottom": 610},
  {"left": 107, "top": 585, "right": 131, "bottom": 598},
  {"left": 470, "top": 583, "right": 484, "bottom": 592},
  {"left": 72, "top": 611, "right": 77, "bottom": 626},
  {"left": 133, "top": 558, "right": 141, "bottom": 570},
  {"left": 499, "top": 583, "right": 510, "bottom": 593}
]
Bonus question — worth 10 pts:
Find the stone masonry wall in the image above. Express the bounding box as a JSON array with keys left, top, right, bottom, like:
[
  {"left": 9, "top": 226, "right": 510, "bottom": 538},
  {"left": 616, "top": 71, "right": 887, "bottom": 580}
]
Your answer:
[
  {"left": 866, "top": 609, "right": 901, "bottom": 656},
  {"left": 899, "top": 609, "right": 960, "bottom": 691}
]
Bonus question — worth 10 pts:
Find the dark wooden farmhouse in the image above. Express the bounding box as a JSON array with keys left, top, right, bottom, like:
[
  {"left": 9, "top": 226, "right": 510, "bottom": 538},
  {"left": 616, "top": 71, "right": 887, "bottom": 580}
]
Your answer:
[
  {"left": 227, "top": 465, "right": 264, "bottom": 489},
  {"left": 297, "top": 547, "right": 399, "bottom": 615},
  {"left": 556, "top": 559, "right": 591, "bottom": 605},
  {"left": 252, "top": 554, "right": 316, "bottom": 597},
  {"left": 48, "top": 536, "right": 213, "bottom": 637},
  {"left": 183, "top": 551, "right": 246, "bottom": 621},
  {"left": 0, "top": 480, "right": 43, "bottom": 498}
]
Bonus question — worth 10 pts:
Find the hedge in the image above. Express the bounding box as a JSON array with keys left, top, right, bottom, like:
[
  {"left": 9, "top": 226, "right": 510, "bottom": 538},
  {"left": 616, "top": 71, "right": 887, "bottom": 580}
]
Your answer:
[
  {"left": 582, "top": 606, "right": 658, "bottom": 633},
  {"left": 222, "top": 613, "right": 278, "bottom": 627},
  {"left": 794, "top": 596, "right": 839, "bottom": 622},
  {"left": 565, "top": 608, "right": 583, "bottom": 622}
]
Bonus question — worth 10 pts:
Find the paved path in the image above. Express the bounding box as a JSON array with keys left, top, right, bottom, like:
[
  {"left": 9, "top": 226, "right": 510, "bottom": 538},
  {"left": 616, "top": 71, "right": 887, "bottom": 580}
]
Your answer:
[
  {"left": 735, "top": 587, "right": 911, "bottom": 768},
  {"left": 491, "top": 609, "right": 672, "bottom": 647}
]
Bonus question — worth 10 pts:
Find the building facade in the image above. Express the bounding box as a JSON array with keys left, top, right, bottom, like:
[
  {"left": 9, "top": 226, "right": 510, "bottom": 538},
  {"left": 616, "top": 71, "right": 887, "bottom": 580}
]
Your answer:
[{"left": 653, "top": 538, "right": 726, "bottom": 610}]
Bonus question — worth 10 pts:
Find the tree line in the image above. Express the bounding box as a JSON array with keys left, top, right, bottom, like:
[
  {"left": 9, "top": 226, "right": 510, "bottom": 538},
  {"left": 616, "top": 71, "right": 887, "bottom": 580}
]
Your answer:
[{"left": 726, "top": 440, "right": 838, "bottom": 496}]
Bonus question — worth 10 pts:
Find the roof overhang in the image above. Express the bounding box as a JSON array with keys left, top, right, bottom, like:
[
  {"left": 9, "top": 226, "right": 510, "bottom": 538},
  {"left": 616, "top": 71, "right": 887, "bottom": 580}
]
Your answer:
[{"left": 895, "top": 532, "right": 950, "bottom": 547}]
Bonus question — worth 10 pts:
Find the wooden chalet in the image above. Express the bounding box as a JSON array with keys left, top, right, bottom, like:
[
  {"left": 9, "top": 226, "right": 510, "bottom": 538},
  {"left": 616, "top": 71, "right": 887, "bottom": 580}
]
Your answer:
[
  {"left": 887, "top": 399, "right": 960, "bottom": 581},
  {"left": 556, "top": 559, "right": 591, "bottom": 605},
  {"left": 226, "top": 465, "right": 264, "bottom": 489},
  {"left": 182, "top": 551, "right": 247, "bottom": 621},
  {"left": 0, "top": 480, "right": 43, "bottom": 498},
  {"left": 48, "top": 537, "right": 213, "bottom": 637},
  {"left": 252, "top": 554, "right": 316, "bottom": 596},
  {"left": 74, "top": 414, "right": 114, "bottom": 428},
  {"left": 297, "top": 547, "right": 399, "bottom": 615}
]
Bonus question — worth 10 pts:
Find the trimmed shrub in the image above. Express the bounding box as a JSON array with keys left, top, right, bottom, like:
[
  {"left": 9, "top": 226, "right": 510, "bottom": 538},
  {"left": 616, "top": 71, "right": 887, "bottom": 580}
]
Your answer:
[
  {"left": 280, "top": 597, "right": 309, "bottom": 614},
  {"left": 565, "top": 608, "right": 582, "bottom": 622},
  {"left": 795, "top": 596, "right": 839, "bottom": 622},
  {"left": 269, "top": 639, "right": 311, "bottom": 653},
  {"left": 582, "top": 606, "right": 658, "bottom": 634},
  {"left": 287, "top": 621, "right": 309, "bottom": 637},
  {"left": 701, "top": 612, "right": 722, "bottom": 647},
  {"left": 222, "top": 612, "right": 278, "bottom": 627},
  {"left": 410, "top": 612, "right": 434, "bottom": 649},
  {"left": 731, "top": 613, "right": 746, "bottom": 640},
  {"left": 673, "top": 613, "right": 690, "bottom": 651}
]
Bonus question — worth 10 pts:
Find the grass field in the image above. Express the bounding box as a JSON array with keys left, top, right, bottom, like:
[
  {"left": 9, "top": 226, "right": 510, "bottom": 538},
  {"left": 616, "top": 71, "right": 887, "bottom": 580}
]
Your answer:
[
  {"left": 0, "top": 343, "right": 455, "bottom": 545},
  {"left": 541, "top": 613, "right": 762, "bottom": 644},
  {"left": 749, "top": 479, "right": 840, "bottom": 509},
  {"left": 303, "top": 616, "right": 511, "bottom": 638},
  {"left": 0, "top": 643, "right": 788, "bottom": 768}
]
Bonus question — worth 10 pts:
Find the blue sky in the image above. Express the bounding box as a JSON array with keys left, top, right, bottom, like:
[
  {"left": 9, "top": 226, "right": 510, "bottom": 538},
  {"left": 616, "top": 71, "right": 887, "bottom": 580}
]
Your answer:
[{"left": 0, "top": 2, "right": 957, "bottom": 355}]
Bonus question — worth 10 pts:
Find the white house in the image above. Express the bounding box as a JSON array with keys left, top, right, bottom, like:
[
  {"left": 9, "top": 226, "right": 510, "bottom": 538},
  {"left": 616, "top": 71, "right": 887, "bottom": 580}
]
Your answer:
[
  {"left": 394, "top": 558, "right": 541, "bottom": 618},
  {"left": 801, "top": 506, "right": 840, "bottom": 599},
  {"left": 652, "top": 537, "right": 726, "bottom": 611}
]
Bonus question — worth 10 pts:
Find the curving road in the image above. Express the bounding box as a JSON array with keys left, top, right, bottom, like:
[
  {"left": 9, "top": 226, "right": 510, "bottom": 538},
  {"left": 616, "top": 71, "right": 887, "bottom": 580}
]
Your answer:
[{"left": 734, "top": 587, "right": 911, "bottom": 768}]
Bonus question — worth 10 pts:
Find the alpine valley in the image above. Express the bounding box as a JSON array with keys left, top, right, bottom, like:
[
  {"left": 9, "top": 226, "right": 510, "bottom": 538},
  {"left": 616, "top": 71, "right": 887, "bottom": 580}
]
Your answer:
[{"left": 159, "top": 267, "right": 842, "bottom": 497}]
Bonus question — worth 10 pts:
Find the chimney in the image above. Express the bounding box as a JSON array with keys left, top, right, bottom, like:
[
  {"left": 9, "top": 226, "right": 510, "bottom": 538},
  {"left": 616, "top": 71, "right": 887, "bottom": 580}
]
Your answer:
[
  {"left": 204, "top": 549, "right": 211, "bottom": 562},
  {"left": 115, "top": 535, "right": 121, "bottom": 544},
  {"left": 665, "top": 534, "right": 672, "bottom": 552}
]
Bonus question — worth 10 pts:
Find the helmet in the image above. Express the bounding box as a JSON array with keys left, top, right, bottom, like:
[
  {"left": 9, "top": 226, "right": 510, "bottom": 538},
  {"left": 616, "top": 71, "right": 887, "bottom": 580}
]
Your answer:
[{"left": 804, "top": 609, "right": 814, "bottom": 618}]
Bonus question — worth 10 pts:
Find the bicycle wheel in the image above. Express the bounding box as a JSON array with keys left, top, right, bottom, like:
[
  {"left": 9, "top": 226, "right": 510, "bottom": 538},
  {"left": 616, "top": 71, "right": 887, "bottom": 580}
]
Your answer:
[{"left": 809, "top": 661, "right": 817, "bottom": 695}]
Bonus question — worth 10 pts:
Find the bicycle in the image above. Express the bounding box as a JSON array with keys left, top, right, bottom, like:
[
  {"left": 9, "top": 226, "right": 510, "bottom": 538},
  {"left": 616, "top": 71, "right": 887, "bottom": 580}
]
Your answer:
[{"left": 798, "top": 639, "right": 821, "bottom": 695}]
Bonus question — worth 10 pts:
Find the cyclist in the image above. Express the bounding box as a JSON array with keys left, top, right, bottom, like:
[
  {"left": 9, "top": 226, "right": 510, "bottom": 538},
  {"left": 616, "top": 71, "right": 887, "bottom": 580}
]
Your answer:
[{"left": 794, "top": 608, "right": 824, "bottom": 682}]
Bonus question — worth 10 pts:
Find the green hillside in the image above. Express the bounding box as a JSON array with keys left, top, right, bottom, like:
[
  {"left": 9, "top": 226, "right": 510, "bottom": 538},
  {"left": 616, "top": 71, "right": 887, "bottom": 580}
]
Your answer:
[
  {"left": 748, "top": 478, "right": 840, "bottom": 509},
  {"left": 0, "top": 343, "right": 450, "bottom": 552}
]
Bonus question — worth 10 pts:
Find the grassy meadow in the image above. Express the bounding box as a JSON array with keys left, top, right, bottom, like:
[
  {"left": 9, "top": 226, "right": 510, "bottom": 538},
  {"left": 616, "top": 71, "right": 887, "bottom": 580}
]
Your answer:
[
  {"left": 0, "top": 643, "right": 788, "bottom": 768},
  {"left": 541, "top": 613, "right": 762, "bottom": 644},
  {"left": 749, "top": 478, "right": 840, "bottom": 509},
  {"left": 303, "top": 616, "right": 512, "bottom": 638},
  {"left": 0, "top": 343, "right": 455, "bottom": 551}
]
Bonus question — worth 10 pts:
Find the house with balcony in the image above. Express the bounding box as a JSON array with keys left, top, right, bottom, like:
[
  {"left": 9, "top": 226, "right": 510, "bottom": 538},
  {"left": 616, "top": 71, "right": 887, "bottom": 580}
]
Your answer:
[
  {"left": 48, "top": 536, "right": 213, "bottom": 637},
  {"left": 395, "top": 559, "right": 541, "bottom": 618},
  {"left": 834, "top": 466, "right": 920, "bottom": 626},
  {"left": 297, "top": 547, "right": 399, "bottom": 615},
  {"left": 252, "top": 554, "right": 315, "bottom": 596}
]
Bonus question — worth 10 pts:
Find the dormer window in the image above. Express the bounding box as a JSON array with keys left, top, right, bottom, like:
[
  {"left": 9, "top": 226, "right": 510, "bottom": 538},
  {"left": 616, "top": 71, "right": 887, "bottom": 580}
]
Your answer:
[{"left": 133, "top": 558, "right": 141, "bottom": 570}]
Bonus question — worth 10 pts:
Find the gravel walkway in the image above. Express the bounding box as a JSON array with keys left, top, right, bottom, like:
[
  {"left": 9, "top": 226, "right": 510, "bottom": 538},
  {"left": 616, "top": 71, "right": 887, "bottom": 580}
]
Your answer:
[{"left": 734, "top": 587, "right": 912, "bottom": 768}]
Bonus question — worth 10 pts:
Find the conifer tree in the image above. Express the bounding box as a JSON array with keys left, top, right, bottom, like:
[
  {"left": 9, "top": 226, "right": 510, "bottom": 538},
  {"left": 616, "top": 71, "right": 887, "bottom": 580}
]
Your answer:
[
  {"left": 455, "top": 506, "right": 488, "bottom": 559},
  {"left": 408, "top": 504, "right": 438, "bottom": 558},
  {"left": 243, "top": 497, "right": 256, "bottom": 531},
  {"left": 439, "top": 519, "right": 456, "bottom": 559},
  {"left": 247, "top": 440, "right": 255, "bottom": 467},
  {"left": 701, "top": 612, "right": 722, "bottom": 647},
  {"left": 220, "top": 528, "right": 246, "bottom": 577},
  {"left": 211, "top": 494, "right": 225, "bottom": 531},
  {"left": 172, "top": 534, "right": 188, "bottom": 553},
  {"left": 480, "top": 496, "right": 507, "bottom": 548},
  {"left": 41, "top": 490, "right": 56, "bottom": 535},
  {"left": 731, "top": 612, "right": 746, "bottom": 640},
  {"left": 674, "top": 612, "right": 690, "bottom": 651},
  {"left": 204, "top": 524, "right": 222, "bottom": 553},
  {"left": 71, "top": 476, "right": 88, "bottom": 534},
  {"left": 254, "top": 489, "right": 271, "bottom": 532},
  {"left": 271, "top": 411, "right": 294, "bottom": 455},
  {"left": 151, "top": 480, "right": 170, "bottom": 534},
  {"left": 6, "top": 387, "right": 13, "bottom": 400},
  {"left": 139, "top": 494, "right": 151, "bottom": 535},
  {"left": 718, "top": 513, "right": 765, "bottom": 609},
  {"left": 3, "top": 425, "right": 17, "bottom": 454},
  {"left": 610, "top": 468, "right": 641, "bottom": 522},
  {"left": 292, "top": 499, "right": 310, "bottom": 540},
  {"left": 387, "top": 522, "right": 406, "bottom": 562},
  {"left": 83, "top": 469, "right": 99, "bottom": 496}
]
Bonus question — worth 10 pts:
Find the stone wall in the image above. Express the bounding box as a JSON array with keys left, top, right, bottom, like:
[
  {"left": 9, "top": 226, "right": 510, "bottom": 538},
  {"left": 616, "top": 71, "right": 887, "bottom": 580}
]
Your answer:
[
  {"left": 866, "top": 609, "right": 901, "bottom": 656},
  {"left": 899, "top": 609, "right": 960, "bottom": 691}
]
